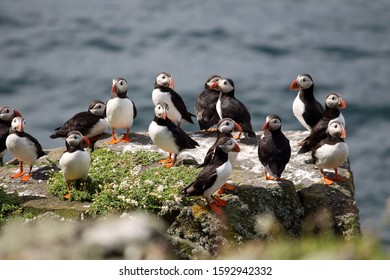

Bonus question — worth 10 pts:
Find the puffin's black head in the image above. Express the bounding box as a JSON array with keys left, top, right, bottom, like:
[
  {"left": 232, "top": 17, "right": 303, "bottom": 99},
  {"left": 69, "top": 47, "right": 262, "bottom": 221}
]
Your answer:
[
  {"left": 216, "top": 136, "right": 240, "bottom": 153},
  {"left": 262, "top": 114, "right": 282, "bottom": 131},
  {"left": 155, "top": 72, "right": 174, "bottom": 89},
  {"left": 88, "top": 100, "right": 106, "bottom": 117},
  {"left": 112, "top": 77, "right": 128, "bottom": 97},
  {"left": 205, "top": 75, "right": 222, "bottom": 90},
  {"left": 0, "top": 106, "right": 22, "bottom": 122},
  {"left": 325, "top": 93, "right": 347, "bottom": 109},
  {"left": 327, "top": 121, "right": 346, "bottom": 139},
  {"left": 66, "top": 131, "right": 90, "bottom": 148},
  {"left": 290, "top": 73, "right": 314, "bottom": 91}
]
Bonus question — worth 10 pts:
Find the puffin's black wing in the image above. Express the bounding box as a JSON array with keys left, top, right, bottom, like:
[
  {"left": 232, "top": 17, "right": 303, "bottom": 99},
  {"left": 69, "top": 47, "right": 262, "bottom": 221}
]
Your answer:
[
  {"left": 197, "top": 143, "right": 216, "bottom": 168},
  {"left": 165, "top": 118, "right": 199, "bottom": 150},
  {"left": 170, "top": 89, "right": 195, "bottom": 123},
  {"left": 298, "top": 118, "right": 328, "bottom": 154},
  {"left": 258, "top": 131, "right": 291, "bottom": 178},
  {"left": 22, "top": 132, "right": 46, "bottom": 158},
  {"left": 195, "top": 89, "right": 220, "bottom": 130},
  {"left": 302, "top": 100, "right": 324, "bottom": 129},
  {"left": 220, "top": 97, "right": 255, "bottom": 137},
  {"left": 131, "top": 99, "right": 137, "bottom": 119},
  {"left": 183, "top": 168, "right": 218, "bottom": 197},
  {"left": 50, "top": 112, "right": 99, "bottom": 139}
]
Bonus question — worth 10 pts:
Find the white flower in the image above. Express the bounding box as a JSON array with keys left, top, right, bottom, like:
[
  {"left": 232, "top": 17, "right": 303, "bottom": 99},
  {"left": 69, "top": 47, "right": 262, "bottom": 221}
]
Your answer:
[
  {"left": 157, "top": 185, "right": 165, "bottom": 192},
  {"left": 145, "top": 180, "right": 153, "bottom": 186}
]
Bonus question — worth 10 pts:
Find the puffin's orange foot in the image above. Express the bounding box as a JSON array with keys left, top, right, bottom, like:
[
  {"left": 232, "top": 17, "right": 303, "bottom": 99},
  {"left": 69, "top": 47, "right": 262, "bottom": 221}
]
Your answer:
[
  {"left": 265, "top": 174, "right": 280, "bottom": 181},
  {"left": 159, "top": 158, "right": 172, "bottom": 164},
  {"left": 11, "top": 172, "right": 24, "bottom": 179},
  {"left": 216, "top": 184, "right": 237, "bottom": 195},
  {"left": 164, "top": 163, "right": 174, "bottom": 168},
  {"left": 121, "top": 136, "right": 132, "bottom": 143},
  {"left": 108, "top": 138, "right": 120, "bottom": 144},
  {"left": 209, "top": 204, "right": 223, "bottom": 215},
  {"left": 212, "top": 196, "right": 228, "bottom": 207},
  {"left": 21, "top": 174, "right": 31, "bottom": 181},
  {"left": 233, "top": 132, "right": 242, "bottom": 140},
  {"left": 206, "top": 128, "right": 218, "bottom": 133},
  {"left": 63, "top": 192, "right": 70, "bottom": 199},
  {"left": 323, "top": 176, "right": 334, "bottom": 185}
]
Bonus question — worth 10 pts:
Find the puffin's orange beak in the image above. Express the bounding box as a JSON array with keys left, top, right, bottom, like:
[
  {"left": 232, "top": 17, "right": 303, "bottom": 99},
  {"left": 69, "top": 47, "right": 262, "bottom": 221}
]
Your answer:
[
  {"left": 83, "top": 136, "right": 91, "bottom": 147},
  {"left": 290, "top": 80, "right": 299, "bottom": 90},
  {"left": 209, "top": 81, "right": 219, "bottom": 90},
  {"left": 339, "top": 97, "right": 347, "bottom": 109},
  {"left": 17, "top": 121, "right": 24, "bottom": 133},
  {"left": 232, "top": 142, "right": 240, "bottom": 152},
  {"left": 262, "top": 121, "right": 269, "bottom": 131},
  {"left": 340, "top": 125, "right": 347, "bottom": 139},
  {"left": 234, "top": 122, "right": 243, "bottom": 132},
  {"left": 111, "top": 85, "right": 115, "bottom": 94},
  {"left": 162, "top": 110, "right": 167, "bottom": 120},
  {"left": 169, "top": 78, "right": 175, "bottom": 89}
]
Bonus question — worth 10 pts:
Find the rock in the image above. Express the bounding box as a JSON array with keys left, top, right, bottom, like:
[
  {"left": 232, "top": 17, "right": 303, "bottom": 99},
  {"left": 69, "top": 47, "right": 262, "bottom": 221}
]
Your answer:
[{"left": 0, "top": 130, "right": 360, "bottom": 259}]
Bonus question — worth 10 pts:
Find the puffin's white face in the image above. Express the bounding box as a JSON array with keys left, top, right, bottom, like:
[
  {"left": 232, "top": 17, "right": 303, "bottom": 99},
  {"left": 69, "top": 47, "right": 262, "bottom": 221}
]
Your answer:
[
  {"left": 112, "top": 78, "right": 128, "bottom": 95},
  {"left": 327, "top": 121, "right": 346, "bottom": 139},
  {"left": 296, "top": 74, "right": 313, "bottom": 89},
  {"left": 206, "top": 76, "right": 221, "bottom": 89},
  {"left": 11, "top": 117, "right": 25, "bottom": 132},
  {"left": 89, "top": 101, "right": 106, "bottom": 117},
  {"left": 156, "top": 73, "right": 174, "bottom": 89},
  {"left": 66, "top": 132, "right": 84, "bottom": 147},
  {"left": 0, "top": 107, "right": 15, "bottom": 121},
  {"left": 326, "top": 93, "right": 346, "bottom": 109},
  {"left": 218, "top": 118, "right": 236, "bottom": 133},
  {"left": 218, "top": 79, "right": 234, "bottom": 93},
  {"left": 154, "top": 103, "right": 169, "bottom": 119},
  {"left": 262, "top": 115, "right": 282, "bottom": 131},
  {"left": 219, "top": 138, "right": 240, "bottom": 153}
]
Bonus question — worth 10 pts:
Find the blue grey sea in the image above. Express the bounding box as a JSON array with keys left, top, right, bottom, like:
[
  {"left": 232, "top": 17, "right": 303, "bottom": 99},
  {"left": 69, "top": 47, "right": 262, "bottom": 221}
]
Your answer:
[{"left": 1, "top": 0, "right": 390, "bottom": 250}]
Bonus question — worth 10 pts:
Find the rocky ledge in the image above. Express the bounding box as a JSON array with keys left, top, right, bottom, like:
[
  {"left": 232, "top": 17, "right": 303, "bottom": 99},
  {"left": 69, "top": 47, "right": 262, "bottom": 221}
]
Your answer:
[{"left": 0, "top": 130, "right": 360, "bottom": 259}]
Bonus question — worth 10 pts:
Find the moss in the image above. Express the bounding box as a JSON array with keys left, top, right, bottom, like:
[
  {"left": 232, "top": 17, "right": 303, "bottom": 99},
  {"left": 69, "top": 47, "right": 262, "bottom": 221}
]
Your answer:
[{"left": 0, "top": 187, "right": 20, "bottom": 223}]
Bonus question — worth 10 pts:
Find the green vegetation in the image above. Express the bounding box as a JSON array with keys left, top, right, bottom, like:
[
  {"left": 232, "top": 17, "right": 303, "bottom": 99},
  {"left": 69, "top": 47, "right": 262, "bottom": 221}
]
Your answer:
[
  {"left": 0, "top": 188, "right": 19, "bottom": 223},
  {"left": 47, "top": 148, "right": 200, "bottom": 216}
]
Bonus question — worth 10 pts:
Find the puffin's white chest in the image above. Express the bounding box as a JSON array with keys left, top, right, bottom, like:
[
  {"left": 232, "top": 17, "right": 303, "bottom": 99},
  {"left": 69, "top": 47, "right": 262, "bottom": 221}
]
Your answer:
[
  {"left": 152, "top": 89, "right": 182, "bottom": 124},
  {"left": 203, "top": 160, "right": 232, "bottom": 199},
  {"left": 293, "top": 92, "right": 311, "bottom": 131},
  {"left": 315, "top": 142, "right": 349, "bottom": 170},
  {"left": 216, "top": 99, "right": 222, "bottom": 119},
  {"left": 59, "top": 150, "right": 91, "bottom": 181},
  {"left": 148, "top": 121, "right": 179, "bottom": 154},
  {"left": 106, "top": 98, "right": 134, "bottom": 129},
  {"left": 86, "top": 118, "right": 109, "bottom": 138},
  {"left": 6, "top": 134, "right": 38, "bottom": 164}
]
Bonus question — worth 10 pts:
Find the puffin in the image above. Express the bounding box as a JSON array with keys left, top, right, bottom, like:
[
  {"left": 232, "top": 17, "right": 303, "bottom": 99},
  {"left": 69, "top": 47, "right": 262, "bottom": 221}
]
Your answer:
[
  {"left": 59, "top": 131, "right": 91, "bottom": 199},
  {"left": 152, "top": 72, "right": 195, "bottom": 126},
  {"left": 258, "top": 114, "right": 291, "bottom": 181},
  {"left": 148, "top": 102, "right": 199, "bottom": 168},
  {"left": 194, "top": 74, "right": 222, "bottom": 131},
  {"left": 298, "top": 92, "right": 347, "bottom": 154},
  {"left": 197, "top": 117, "right": 242, "bottom": 168},
  {"left": 210, "top": 78, "right": 256, "bottom": 139},
  {"left": 312, "top": 120, "right": 349, "bottom": 185},
  {"left": 6, "top": 116, "right": 46, "bottom": 181},
  {"left": 183, "top": 136, "right": 240, "bottom": 215},
  {"left": 106, "top": 77, "right": 137, "bottom": 144},
  {"left": 0, "top": 106, "right": 22, "bottom": 165},
  {"left": 290, "top": 73, "right": 324, "bottom": 131},
  {"left": 50, "top": 100, "right": 108, "bottom": 151}
]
